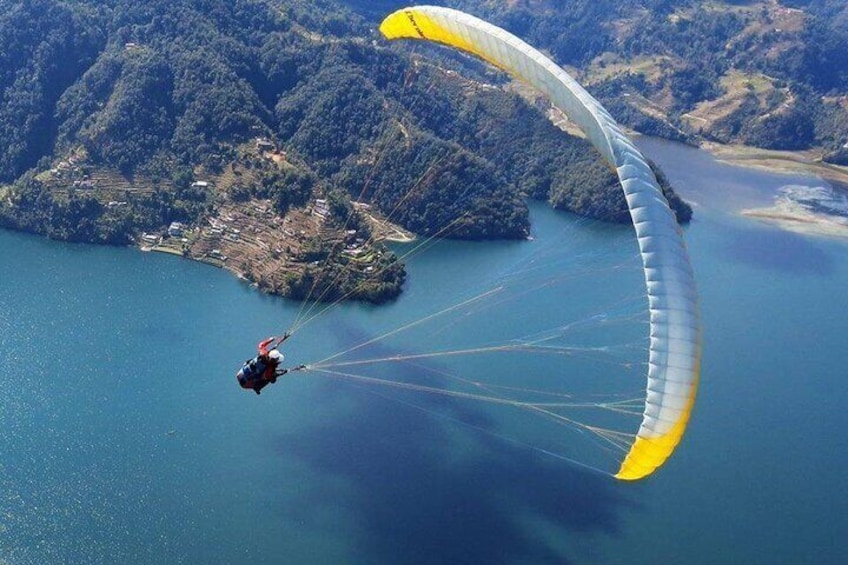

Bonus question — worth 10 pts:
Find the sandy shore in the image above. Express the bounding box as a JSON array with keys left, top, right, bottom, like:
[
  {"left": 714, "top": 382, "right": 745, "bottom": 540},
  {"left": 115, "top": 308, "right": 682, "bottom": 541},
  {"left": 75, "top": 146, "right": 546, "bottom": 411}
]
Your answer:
[
  {"left": 362, "top": 211, "right": 417, "bottom": 243},
  {"left": 741, "top": 201, "right": 848, "bottom": 239},
  {"left": 702, "top": 141, "right": 848, "bottom": 239},
  {"left": 703, "top": 141, "right": 848, "bottom": 186}
]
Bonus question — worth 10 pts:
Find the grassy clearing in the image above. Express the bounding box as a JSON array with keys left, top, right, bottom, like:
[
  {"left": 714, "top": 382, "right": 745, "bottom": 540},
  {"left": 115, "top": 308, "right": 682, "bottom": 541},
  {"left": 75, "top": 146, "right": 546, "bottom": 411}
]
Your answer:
[
  {"left": 584, "top": 54, "right": 670, "bottom": 85},
  {"left": 682, "top": 70, "right": 781, "bottom": 133}
]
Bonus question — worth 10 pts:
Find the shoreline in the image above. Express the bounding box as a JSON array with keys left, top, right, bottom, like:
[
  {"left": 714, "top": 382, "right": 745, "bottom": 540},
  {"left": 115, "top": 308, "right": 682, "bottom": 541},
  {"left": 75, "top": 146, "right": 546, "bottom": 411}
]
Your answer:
[
  {"left": 741, "top": 204, "right": 848, "bottom": 239},
  {"left": 702, "top": 141, "right": 848, "bottom": 188},
  {"left": 133, "top": 202, "right": 414, "bottom": 302},
  {"left": 701, "top": 141, "right": 848, "bottom": 239}
]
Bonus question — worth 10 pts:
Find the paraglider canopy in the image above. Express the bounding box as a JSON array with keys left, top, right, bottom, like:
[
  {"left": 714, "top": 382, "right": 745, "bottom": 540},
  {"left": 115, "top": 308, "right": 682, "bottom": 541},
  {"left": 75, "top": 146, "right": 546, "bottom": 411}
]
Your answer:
[{"left": 379, "top": 5, "right": 702, "bottom": 480}]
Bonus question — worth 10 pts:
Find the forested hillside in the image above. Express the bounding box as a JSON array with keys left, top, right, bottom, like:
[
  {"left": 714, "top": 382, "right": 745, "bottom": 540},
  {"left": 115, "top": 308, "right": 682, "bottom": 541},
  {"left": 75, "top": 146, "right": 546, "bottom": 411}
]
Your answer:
[
  {"left": 0, "top": 0, "right": 695, "bottom": 243},
  {"left": 14, "top": 1, "right": 846, "bottom": 298},
  {"left": 440, "top": 0, "right": 848, "bottom": 158}
]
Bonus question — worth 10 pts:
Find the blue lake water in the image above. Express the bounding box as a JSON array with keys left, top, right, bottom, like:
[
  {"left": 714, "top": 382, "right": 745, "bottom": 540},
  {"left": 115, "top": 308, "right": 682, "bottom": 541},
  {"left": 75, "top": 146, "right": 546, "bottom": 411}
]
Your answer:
[{"left": 2, "top": 139, "right": 847, "bottom": 564}]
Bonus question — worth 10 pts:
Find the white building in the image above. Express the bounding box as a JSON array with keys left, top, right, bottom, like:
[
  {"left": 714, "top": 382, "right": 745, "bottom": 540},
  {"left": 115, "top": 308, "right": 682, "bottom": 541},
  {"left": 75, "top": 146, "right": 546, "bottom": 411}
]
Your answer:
[{"left": 168, "top": 222, "right": 186, "bottom": 237}]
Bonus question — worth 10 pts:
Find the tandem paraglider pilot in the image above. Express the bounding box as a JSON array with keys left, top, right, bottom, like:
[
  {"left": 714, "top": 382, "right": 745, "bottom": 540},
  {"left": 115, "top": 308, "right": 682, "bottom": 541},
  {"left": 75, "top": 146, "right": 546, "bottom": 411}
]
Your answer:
[{"left": 236, "top": 334, "right": 294, "bottom": 395}]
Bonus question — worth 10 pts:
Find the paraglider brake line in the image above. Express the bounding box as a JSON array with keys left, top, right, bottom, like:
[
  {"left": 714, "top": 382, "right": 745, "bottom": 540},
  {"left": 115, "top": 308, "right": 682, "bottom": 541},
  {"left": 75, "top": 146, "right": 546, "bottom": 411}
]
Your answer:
[{"left": 269, "top": 332, "right": 292, "bottom": 352}]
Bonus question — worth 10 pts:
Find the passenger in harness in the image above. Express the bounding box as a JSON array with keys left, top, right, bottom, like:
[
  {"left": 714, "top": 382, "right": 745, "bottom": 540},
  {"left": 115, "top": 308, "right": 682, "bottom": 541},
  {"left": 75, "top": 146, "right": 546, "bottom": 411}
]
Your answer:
[{"left": 236, "top": 335, "right": 292, "bottom": 395}]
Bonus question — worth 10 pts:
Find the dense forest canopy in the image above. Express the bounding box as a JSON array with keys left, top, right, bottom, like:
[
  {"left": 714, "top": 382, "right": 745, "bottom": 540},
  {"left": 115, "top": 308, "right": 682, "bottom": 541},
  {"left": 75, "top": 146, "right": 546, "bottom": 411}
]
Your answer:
[
  {"left": 0, "top": 0, "right": 692, "bottom": 250},
  {"left": 2, "top": 0, "right": 843, "bottom": 255}
]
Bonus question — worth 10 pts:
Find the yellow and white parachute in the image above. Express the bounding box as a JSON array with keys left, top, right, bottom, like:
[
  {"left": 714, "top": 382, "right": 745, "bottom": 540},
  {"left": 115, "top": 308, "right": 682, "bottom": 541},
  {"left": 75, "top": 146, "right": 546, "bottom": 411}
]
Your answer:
[{"left": 380, "top": 6, "right": 702, "bottom": 480}]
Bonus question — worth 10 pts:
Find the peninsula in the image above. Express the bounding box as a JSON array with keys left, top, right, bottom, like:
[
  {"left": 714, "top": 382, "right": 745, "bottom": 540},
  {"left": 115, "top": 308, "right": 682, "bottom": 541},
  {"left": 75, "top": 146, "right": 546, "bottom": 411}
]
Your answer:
[{"left": 1, "top": 0, "right": 845, "bottom": 300}]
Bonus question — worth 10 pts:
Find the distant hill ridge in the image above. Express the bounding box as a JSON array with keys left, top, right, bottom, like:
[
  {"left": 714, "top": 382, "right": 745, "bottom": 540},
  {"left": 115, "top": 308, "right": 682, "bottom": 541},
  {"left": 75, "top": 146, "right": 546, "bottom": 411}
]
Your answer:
[{"left": 450, "top": 0, "right": 847, "bottom": 156}]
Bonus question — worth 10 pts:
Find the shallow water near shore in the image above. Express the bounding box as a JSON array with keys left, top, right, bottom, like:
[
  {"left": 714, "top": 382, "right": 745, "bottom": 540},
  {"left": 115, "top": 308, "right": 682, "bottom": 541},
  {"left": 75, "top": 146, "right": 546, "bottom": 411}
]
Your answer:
[{"left": 2, "top": 139, "right": 848, "bottom": 564}]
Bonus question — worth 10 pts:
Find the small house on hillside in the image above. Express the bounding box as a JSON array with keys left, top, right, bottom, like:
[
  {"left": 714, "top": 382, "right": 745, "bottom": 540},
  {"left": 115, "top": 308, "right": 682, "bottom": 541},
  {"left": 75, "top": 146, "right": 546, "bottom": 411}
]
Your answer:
[
  {"left": 313, "top": 199, "right": 329, "bottom": 218},
  {"left": 256, "top": 138, "right": 274, "bottom": 152}
]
